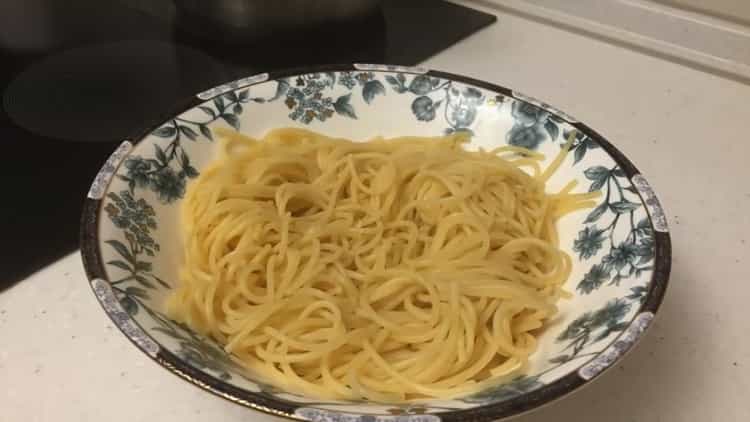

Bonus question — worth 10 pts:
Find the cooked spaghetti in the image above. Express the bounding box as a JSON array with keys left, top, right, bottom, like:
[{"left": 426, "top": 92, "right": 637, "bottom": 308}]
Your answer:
[{"left": 166, "top": 128, "right": 597, "bottom": 401}]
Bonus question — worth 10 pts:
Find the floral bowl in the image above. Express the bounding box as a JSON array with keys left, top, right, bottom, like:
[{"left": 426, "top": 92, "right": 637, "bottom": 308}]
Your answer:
[{"left": 80, "top": 64, "right": 671, "bottom": 422}]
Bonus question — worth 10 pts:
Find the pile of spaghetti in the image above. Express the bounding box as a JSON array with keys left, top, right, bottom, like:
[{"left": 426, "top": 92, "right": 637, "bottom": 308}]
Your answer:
[{"left": 166, "top": 128, "right": 597, "bottom": 401}]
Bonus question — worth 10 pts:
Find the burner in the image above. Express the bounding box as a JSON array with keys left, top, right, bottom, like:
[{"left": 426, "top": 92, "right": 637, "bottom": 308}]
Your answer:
[{"left": 3, "top": 41, "right": 226, "bottom": 142}]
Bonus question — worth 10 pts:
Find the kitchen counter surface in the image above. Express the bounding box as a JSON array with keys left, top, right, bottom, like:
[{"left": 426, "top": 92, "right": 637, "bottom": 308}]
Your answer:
[{"left": 2, "top": 1, "right": 749, "bottom": 421}]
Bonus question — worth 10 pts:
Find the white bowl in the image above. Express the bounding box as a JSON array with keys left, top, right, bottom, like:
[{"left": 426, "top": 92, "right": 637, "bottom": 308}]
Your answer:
[{"left": 81, "top": 64, "right": 670, "bottom": 422}]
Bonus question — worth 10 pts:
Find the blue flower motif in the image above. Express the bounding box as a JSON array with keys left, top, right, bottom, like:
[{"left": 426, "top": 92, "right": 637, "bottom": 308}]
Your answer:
[
  {"left": 408, "top": 75, "right": 434, "bottom": 95},
  {"left": 590, "top": 298, "right": 630, "bottom": 328},
  {"left": 509, "top": 100, "right": 561, "bottom": 147},
  {"left": 104, "top": 190, "right": 159, "bottom": 257},
  {"left": 300, "top": 111, "right": 315, "bottom": 124},
  {"left": 123, "top": 157, "right": 152, "bottom": 188},
  {"left": 451, "top": 104, "right": 477, "bottom": 128},
  {"left": 507, "top": 124, "right": 547, "bottom": 150},
  {"left": 573, "top": 226, "right": 606, "bottom": 259},
  {"left": 411, "top": 96, "right": 439, "bottom": 121},
  {"left": 577, "top": 263, "right": 611, "bottom": 294},
  {"left": 302, "top": 85, "right": 315, "bottom": 96},
  {"left": 312, "top": 101, "right": 326, "bottom": 113},
  {"left": 149, "top": 167, "right": 185, "bottom": 203},
  {"left": 289, "top": 108, "right": 303, "bottom": 121},
  {"left": 512, "top": 101, "right": 547, "bottom": 126},
  {"left": 355, "top": 71, "right": 375, "bottom": 85},
  {"left": 287, "top": 87, "right": 304, "bottom": 100},
  {"left": 301, "top": 98, "right": 315, "bottom": 109},
  {"left": 283, "top": 74, "right": 366, "bottom": 124},
  {"left": 286, "top": 92, "right": 335, "bottom": 124},
  {"left": 105, "top": 190, "right": 156, "bottom": 228},
  {"left": 461, "top": 86, "right": 484, "bottom": 105},
  {"left": 104, "top": 203, "right": 129, "bottom": 230},
  {"left": 602, "top": 242, "right": 638, "bottom": 272},
  {"left": 338, "top": 72, "right": 357, "bottom": 89}
]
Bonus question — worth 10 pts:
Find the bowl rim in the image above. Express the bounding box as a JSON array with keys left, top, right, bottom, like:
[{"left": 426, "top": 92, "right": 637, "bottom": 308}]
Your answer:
[{"left": 80, "top": 63, "right": 671, "bottom": 422}]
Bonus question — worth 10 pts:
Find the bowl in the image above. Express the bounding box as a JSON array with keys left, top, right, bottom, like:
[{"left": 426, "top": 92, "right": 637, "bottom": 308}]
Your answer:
[{"left": 80, "top": 64, "right": 671, "bottom": 421}]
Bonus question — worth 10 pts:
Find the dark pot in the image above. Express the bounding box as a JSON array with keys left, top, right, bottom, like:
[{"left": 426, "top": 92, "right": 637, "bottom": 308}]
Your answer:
[{"left": 174, "top": 0, "right": 382, "bottom": 43}]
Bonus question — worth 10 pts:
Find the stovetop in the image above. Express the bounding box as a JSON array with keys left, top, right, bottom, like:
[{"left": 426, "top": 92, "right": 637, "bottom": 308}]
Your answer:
[{"left": 0, "top": 0, "right": 495, "bottom": 286}]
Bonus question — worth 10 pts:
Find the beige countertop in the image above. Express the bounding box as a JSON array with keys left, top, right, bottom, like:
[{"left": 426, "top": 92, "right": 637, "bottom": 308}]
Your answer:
[{"left": 2, "top": 1, "right": 749, "bottom": 421}]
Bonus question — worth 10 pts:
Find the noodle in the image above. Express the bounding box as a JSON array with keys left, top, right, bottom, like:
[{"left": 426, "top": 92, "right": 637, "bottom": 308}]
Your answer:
[{"left": 166, "top": 127, "right": 597, "bottom": 401}]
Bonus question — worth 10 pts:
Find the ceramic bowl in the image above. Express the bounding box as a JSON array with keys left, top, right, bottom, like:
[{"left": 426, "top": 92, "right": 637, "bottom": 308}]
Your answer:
[{"left": 81, "top": 64, "right": 671, "bottom": 422}]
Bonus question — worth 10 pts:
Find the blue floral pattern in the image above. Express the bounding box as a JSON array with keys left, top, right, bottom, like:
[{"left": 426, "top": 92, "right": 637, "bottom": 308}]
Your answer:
[
  {"left": 572, "top": 166, "right": 654, "bottom": 295},
  {"left": 120, "top": 88, "right": 265, "bottom": 203},
  {"left": 506, "top": 101, "right": 563, "bottom": 149},
  {"left": 279, "top": 72, "right": 386, "bottom": 124},
  {"left": 383, "top": 74, "right": 493, "bottom": 135},
  {"left": 238, "top": 72, "right": 503, "bottom": 137},
  {"left": 471, "top": 296, "right": 635, "bottom": 404},
  {"left": 103, "top": 190, "right": 164, "bottom": 284},
  {"left": 573, "top": 226, "right": 607, "bottom": 260},
  {"left": 103, "top": 188, "right": 244, "bottom": 381}
]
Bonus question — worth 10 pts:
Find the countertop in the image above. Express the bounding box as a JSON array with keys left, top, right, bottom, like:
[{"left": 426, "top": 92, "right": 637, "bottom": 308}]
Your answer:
[{"left": 2, "top": 1, "right": 749, "bottom": 421}]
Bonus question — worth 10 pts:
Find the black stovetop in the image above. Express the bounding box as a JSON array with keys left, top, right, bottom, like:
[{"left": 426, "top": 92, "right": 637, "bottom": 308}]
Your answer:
[{"left": 0, "top": 0, "right": 495, "bottom": 286}]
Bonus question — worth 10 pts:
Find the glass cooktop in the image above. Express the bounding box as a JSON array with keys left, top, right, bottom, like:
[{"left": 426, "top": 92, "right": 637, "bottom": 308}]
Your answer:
[{"left": 0, "top": 0, "right": 495, "bottom": 286}]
